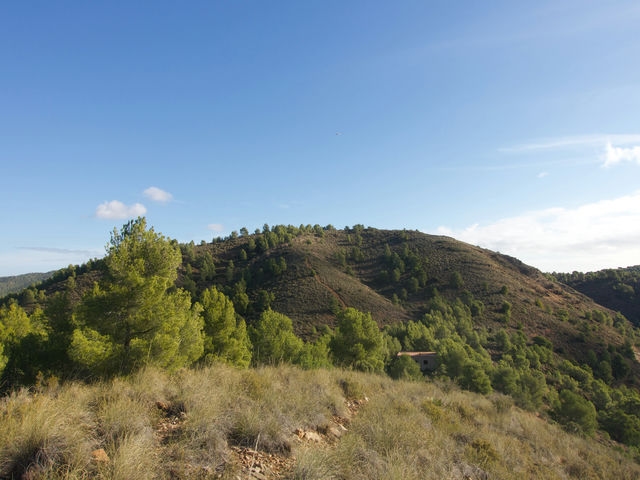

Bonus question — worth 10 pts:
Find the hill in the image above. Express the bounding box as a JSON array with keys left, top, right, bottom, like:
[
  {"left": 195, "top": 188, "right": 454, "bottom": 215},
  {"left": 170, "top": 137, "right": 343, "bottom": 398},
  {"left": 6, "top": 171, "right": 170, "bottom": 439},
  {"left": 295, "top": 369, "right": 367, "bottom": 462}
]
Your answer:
[
  {"left": 0, "top": 271, "right": 53, "bottom": 297},
  {"left": 553, "top": 266, "right": 640, "bottom": 327},
  {"left": 15, "top": 224, "right": 634, "bottom": 374},
  {"left": 2, "top": 221, "right": 640, "bottom": 455},
  {"left": 1, "top": 364, "right": 639, "bottom": 480},
  {"left": 172, "top": 225, "right": 637, "bottom": 373}
]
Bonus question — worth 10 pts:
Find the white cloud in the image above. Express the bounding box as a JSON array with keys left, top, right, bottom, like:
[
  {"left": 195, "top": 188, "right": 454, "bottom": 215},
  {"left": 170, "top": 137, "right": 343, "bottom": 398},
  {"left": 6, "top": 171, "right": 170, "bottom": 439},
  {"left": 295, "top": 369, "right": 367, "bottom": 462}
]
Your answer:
[
  {"left": 436, "top": 191, "right": 640, "bottom": 273},
  {"left": 144, "top": 186, "right": 173, "bottom": 203},
  {"left": 604, "top": 142, "right": 640, "bottom": 167},
  {"left": 96, "top": 200, "right": 147, "bottom": 220},
  {"left": 537, "top": 171, "right": 549, "bottom": 178},
  {"left": 208, "top": 223, "right": 225, "bottom": 232}
]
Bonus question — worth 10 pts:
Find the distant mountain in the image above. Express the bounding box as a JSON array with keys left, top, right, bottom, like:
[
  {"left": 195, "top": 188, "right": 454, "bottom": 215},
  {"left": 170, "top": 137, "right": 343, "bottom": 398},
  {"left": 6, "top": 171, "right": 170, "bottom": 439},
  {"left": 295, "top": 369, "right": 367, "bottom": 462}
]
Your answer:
[
  {"left": 553, "top": 266, "right": 640, "bottom": 327},
  {"left": 0, "top": 271, "right": 54, "bottom": 297}
]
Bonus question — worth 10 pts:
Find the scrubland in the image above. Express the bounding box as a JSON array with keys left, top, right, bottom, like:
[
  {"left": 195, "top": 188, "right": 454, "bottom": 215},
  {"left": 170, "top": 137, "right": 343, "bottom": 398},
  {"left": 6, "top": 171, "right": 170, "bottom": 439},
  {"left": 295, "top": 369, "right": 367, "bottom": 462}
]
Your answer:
[{"left": 1, "top": 364, "right": 639, "bottom": 480}]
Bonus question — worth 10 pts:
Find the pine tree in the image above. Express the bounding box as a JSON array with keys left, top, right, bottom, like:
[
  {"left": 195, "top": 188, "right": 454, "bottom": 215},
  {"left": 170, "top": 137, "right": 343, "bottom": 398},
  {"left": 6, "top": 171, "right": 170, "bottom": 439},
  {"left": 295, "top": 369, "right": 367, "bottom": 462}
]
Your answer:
[
  {"left": 250, "top": 309, "right": 303, "bottom": 365},
  {"left": 70, "top": 217, "right": 204, "bottom": 375},
  {"left": 330, "top": 308, "right": 386, "bottom": 373},
  {"left": 200, "top": 286, "right": 251, "bottom": 368}
]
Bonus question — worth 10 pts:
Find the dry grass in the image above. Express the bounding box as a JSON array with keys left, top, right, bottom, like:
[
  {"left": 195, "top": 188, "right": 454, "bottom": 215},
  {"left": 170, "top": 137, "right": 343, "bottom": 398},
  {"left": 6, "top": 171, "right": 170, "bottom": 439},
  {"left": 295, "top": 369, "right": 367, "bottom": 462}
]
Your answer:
[{"left": 1, "top": 365, "right": 639, "bottom": 479}]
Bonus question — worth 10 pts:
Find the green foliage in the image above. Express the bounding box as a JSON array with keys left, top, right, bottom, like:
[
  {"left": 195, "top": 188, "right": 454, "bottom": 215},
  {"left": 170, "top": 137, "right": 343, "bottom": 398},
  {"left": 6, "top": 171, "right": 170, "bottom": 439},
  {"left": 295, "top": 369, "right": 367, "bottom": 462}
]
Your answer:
[
  {"left": 553, "top": 389, "right": 598, "bottom": 436},
  {"left": 501, "top": 301, "right": 512, "bottom": 323},
  {"left": 514, "top": 370, "right": 547, "bottom": 411},
  {"left": 71, "top": 218, "right": 204, "bottom": 375},
  {"left": 450, "top": 271, "right": 464, "bottom": 289},
  {"left": 226, "top": 259, "right": 235, "bottom": 282},
  {"left": 250, "top": 309, "right": 303, "bottom": 365},
  {"left": 494, "top": 329, "right": 511, "bottom": 352},
  {"left": 459, "top": 361, "right": 492, "bottom": 394},
  {"left": 200, "top": 286, "right": 252, "bottom": 368},
  {"left": 330, "top": 308, "right": 386, "bottom": 373},
  {"left": 296, "top": 333, "right": 333, "bottom": 370},
  {"left": 492, "top": 361, "right": 519, "bottom": 395},
  {"left": 0, "top": 272, "right": 53, "bottom": 297},
  {"left": 612, "top": 352, "right": 630, "bottom": 379},
  {"left": 197, "top": 251, "right": 216, "bottom": 281},
  {"left": 599, "top": 407, "right": 640, "bottom": 446},
  {"left": 0, "top": 303, "right": 35, "bottom": 379},
  {"left": 554, "top": 266, "right": 640, "bottom": 327},
  {"left": 532, "top": 335, "right": 553, "bottom": 350},
  {"left": 256, "top": 289, "right": 275, "bottom": 312},
  {"left": 68, "top": 327, "right": 114, "bottom": 370},
  {"left": 0, "top": 302, "right": 32, "bottom": 344},
  {"left": 5, "top": 222, "right": 640, "bottom": 450},
  {"left": 388, "top": 354, "right": 423, "bottom": 381}
]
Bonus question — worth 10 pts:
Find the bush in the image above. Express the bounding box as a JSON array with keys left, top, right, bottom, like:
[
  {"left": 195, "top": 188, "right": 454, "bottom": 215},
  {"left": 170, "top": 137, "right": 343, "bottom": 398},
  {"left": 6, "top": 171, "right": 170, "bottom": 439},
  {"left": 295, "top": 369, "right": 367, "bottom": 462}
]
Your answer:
[
  {"left": 388, "top": 354, "right": 423, "bottom": 381},
  {"left": 553, "top": 389, "right": 598, "bottom": 436}
]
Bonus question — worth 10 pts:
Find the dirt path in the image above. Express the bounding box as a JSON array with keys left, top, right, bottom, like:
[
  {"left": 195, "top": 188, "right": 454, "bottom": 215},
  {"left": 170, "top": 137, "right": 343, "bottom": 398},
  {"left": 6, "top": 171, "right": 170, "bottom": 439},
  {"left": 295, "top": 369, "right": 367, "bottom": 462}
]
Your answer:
[
  {"left": 154, "top": 397, "right": 367, "bottom": 479},
  {"left": 305, "top": 257, "right": 347, "bottom": 309}
]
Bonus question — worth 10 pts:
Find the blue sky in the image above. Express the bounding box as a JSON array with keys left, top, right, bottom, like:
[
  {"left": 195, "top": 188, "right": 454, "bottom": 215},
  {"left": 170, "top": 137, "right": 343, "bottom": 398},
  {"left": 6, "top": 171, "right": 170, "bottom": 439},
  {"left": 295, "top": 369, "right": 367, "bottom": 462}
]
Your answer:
[{"left": 2, "top": 0, "right": 640, "bottom": 276}]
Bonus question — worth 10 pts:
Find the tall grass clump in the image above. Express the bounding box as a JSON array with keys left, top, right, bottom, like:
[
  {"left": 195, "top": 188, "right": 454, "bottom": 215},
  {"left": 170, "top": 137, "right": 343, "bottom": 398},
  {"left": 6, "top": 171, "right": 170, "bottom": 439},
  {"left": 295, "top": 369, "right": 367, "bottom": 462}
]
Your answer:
[
  {"left": 1, "top": 365, "right": 640, "bottom": 479},
  {"left": 0, "top": 386, "right": 95, "bottom": 479},
  {"left": 91, "top": 377, "right": 159, "bottom": 480}
]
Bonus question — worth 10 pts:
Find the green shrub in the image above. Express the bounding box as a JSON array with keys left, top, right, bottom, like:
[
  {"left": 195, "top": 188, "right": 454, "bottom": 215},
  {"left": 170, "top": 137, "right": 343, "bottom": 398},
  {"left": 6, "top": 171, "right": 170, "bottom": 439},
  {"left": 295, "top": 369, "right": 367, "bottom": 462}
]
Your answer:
[{"left": 553, "top": 389, "right": 598, "bottom": 436}]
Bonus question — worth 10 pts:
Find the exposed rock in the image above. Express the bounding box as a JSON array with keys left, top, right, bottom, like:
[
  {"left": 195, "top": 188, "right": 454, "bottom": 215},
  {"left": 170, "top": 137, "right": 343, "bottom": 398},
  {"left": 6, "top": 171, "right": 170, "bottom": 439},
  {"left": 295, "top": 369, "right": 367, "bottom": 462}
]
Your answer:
[
  {"left": 294, "top": 428, "right": 323, "bottom": 443},
  {"left": 91, "top": 448, "right": 110, "bottom": 463}
]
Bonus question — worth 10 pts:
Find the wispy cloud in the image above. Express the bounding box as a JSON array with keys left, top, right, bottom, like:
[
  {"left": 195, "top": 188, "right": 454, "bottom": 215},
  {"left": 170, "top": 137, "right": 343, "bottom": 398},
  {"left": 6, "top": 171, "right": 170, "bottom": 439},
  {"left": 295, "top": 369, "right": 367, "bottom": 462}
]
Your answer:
[
  {"left": 537, "top": 171, "right": 549, "bottom": 178},
  {"left": 1, "top": 247, "right": 103, "bottom": 276},
  {"left": 20, "top": 247, "right": 99, "bottom": 256},
  {"left": 604, "top": 142, "right": 640, "bottom": 167},
  {"left": 436, "top": 191, "right": 640, "bottom": 272},
  {"left": 208, "top": 223, "right": 224, "bottom": 232},
  {"left": 144, "top": 186, "right": 173, "bottom": 203},
  {"left": 95, "top": 200, "right": 147, "bottom": 220},
  {"left": 499, "top": 134, "right": 640, "bottom": 153}
]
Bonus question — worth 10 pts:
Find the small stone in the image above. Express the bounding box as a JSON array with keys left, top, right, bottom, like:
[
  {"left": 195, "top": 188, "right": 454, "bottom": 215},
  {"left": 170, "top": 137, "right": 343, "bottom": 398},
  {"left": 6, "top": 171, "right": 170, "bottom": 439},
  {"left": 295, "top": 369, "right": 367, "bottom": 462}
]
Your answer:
[
  {"left": 91, "top": 448, "right": 110, "bottom": 463},
  {"left": 302, "top": 430, "right": 322, "bottom": 442}
]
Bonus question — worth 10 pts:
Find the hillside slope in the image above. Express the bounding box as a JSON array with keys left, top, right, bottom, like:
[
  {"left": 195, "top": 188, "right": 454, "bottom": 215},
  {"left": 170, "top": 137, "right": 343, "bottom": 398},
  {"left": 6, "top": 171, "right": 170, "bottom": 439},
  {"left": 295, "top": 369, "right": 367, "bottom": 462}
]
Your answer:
[
  {"left": 7, "top": 225, "right": 637, "bottom": 379},
  {"left": 2, "top": 364, "right": 639, "bottom": 480},
  {"left": 554, "top": 266, "right": 640, "bottom": 327},
  {"left": 0, "top": 271, "right": 53, "bottom": 297},
  {"left": 171, "top": 226, "right": 637, "bottom": 374}
]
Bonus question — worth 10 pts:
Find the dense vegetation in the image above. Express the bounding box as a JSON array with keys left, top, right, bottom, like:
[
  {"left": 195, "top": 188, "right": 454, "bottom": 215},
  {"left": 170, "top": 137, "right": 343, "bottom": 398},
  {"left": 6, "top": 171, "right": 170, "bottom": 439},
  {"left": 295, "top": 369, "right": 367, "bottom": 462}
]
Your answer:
[
  {"left": 0, "top": 272, "right": 53, "bottom": 297},
  {"left": 2, "top": 217, "right": 640, "bottom": 476},
  {"left": 554, "top": 266, "right": 640, "bottom": 327}
]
